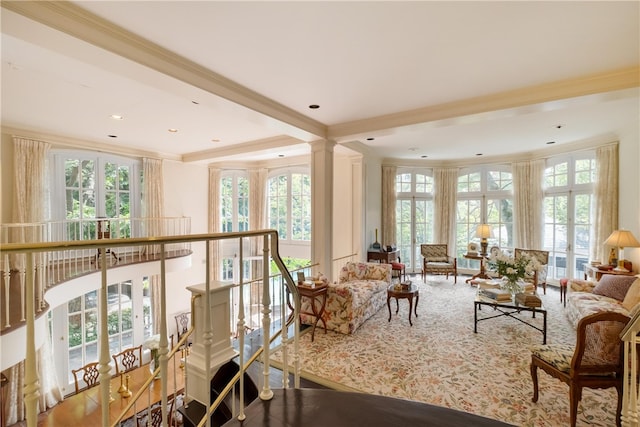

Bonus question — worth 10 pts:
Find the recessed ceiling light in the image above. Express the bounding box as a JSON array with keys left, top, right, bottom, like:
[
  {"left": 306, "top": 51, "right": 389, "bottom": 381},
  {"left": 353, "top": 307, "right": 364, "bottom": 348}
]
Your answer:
[
  {"left": 475, "top": 153, "right": 483, "bottom": 156},
  {"left": 555, "top": 124, "right": 564, "bottom": 129},
  {"left": 421, "top": 155, "right": 428, "bottom": 158},
  {"left": 192, "top": 100, "right": 199, "bottom": 105},
  {"left": 546, "top": 141, "right": 556, "bottom": 145},
  {"left": 308, "top": 104, "right": 320, "bottom": 109},
  {"left": 168, "top": 128, "right": 178, "bottom": 133},
  {"left": 107, "top": 135, "right": 118, "bottom": 138},
  {"left": 366, "top": 137, "right": 375, "bottom": 141},
  {"left": 278, "top": 154, "right": 285, "bottom": 158},
  {"left": 110, "top": 114, "right": 124, "bottom": 120},
  {"left": 211, "top": 138, "right": 220, "bottom": 143}
]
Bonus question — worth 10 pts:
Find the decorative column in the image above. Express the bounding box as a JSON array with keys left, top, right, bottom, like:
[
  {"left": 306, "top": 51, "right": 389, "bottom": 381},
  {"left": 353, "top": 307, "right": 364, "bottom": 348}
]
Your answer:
[
  {"left": 309, "top": 139, "right": 335, "bottom": 279},
  {"left": 186, "top": 281, "right": 238, "bottom": 406}
]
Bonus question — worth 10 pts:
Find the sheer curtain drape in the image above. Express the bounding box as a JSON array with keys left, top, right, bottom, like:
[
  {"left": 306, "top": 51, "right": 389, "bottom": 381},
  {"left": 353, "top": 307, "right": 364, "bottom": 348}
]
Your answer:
[
  {"left": 209, "top": 168, "right": 221, "bottom": 281},
  {"left": 512, "top": 159, "right": 545, "bottom": 249},
  {"left": 433, "top": 168, "right": 458, "bottom": 251},
  {"left": 249, "top": 168, "right": 268, "bottom": 278},
  {"left": 381, "top": 165, "right": 397, "bottom": 247},
  {"left": 592, "top": 144, "right": 619, "bottom": 264},
  {"left": 142, "top": 158, "right": 165, "bottom": 334},
  {"left": 4, "top": 137, "right": 62, "bottom": 425}
]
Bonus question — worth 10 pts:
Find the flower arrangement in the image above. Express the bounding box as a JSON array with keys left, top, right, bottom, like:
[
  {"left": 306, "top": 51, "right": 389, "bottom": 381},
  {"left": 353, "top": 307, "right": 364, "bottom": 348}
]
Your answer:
[
  {"left": 487, "top": 251, "right": 541, "bottom": 294},
  {"left": 143, "top": 334, "right": 160, "bottom": 350},
  {"left": 144, "top": 334, "right": 161, "bottom": 378}
]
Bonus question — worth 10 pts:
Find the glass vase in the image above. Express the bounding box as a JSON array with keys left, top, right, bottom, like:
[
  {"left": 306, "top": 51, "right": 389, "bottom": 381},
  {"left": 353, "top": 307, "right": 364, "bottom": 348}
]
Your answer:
[
  {"left": 150, "top": 349, "right": 160, "bottom": 379},
  {"left": 501, "top": 278, "right": 523, "bottom": 296}
]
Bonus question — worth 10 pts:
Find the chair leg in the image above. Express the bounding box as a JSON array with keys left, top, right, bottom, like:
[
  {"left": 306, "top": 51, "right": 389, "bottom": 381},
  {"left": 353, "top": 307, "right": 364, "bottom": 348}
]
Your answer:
[
  {"left": 530, "top": 361, "right": 539, "bottom": 402},
  {"left": 616, "top": 383, "right": 623, "bottom": 427},
  {"left": 569, "top": 385, "right": 580, "bottom": 427}
]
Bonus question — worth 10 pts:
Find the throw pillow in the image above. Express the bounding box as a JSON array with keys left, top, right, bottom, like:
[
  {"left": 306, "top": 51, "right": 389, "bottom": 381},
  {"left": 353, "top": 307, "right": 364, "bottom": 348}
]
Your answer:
[
  {"left": 592, "top": 274, "right": 637, "bottom": 302},
  {"left": 622, "top": 278, "right": 640, "bottom": 311}
]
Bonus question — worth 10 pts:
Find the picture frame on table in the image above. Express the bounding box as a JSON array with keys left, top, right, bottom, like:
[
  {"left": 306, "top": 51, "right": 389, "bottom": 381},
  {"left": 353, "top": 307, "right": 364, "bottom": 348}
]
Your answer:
[{"left": 490, "top": 246, "right": 501, "bottom": 257}]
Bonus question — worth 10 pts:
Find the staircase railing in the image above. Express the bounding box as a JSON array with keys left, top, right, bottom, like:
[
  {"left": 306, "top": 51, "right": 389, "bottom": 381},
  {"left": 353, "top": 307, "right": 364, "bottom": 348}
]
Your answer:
[{"left": 0, "top": 229, "right": 301, "bottom": 427}]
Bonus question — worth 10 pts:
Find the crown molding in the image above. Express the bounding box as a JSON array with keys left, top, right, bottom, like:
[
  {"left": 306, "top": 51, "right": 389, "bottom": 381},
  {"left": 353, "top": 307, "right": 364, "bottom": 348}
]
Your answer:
[
  {"left": 1, "top": 126, "right": 180, "bottom": 161},
  {"left": 2, "top": 1, "right": 327, "bottom": 142},
  {"left": 383, "top": 135, "right": 618, "bottom": 168}
]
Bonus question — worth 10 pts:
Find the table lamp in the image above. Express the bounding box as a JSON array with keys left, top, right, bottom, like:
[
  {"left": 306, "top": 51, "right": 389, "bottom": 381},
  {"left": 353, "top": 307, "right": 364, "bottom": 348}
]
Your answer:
[
  {"left": 476, "top": 224, "right": 492, "bottom": 256},
  {"left": 604, "top": 229, "right": 640, "bottom": 272}
]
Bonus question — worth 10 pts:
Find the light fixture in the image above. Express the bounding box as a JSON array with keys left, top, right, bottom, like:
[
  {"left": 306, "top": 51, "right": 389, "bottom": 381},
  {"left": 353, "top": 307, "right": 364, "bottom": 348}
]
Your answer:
[
  {"left": 476, "top": 224, "right": 492, "bottom": 255},
  {"left": 604, "top": 229, "right": 640, "bottom": 272}
]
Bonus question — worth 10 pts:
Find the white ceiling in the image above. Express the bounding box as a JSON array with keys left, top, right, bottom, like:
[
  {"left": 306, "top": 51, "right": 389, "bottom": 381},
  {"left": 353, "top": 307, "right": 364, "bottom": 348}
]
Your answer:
[{"left": 1, "top": 1, "right": 639, "bottom": 164}]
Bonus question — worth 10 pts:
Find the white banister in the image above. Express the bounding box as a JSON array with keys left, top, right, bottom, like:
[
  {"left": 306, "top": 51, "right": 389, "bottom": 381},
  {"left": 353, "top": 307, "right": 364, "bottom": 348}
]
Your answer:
[
  {"left": 621, "top": 312, "right": 640, "bottom": 426},
  {"left": 1, "top": 229, "right": 301, "bottom": 427}
]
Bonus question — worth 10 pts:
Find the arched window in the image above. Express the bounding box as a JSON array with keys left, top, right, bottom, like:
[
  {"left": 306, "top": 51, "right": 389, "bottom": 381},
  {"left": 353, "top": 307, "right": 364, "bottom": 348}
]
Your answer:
[
  {"left": 395, "top": 169, "right": 434, "bottom": 272},
  {"left": 457, "top": 166, "right": 513, "bottom": 270},
  {"left": 544, "top": 153, "right": 595, "bottom": 280}
]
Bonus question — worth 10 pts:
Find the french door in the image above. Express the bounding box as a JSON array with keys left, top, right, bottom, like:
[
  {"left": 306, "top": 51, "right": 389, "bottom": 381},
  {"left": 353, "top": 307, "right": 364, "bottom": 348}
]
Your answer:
[
  {"left": 543, "top": 191, "right": 592, "bottom": 280},
  {"left": 396, "top": 197, "right": 432, "bottom": 273}
]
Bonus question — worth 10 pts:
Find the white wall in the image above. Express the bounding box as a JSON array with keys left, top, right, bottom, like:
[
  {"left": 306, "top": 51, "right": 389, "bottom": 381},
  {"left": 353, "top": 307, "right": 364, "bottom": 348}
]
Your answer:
[
  {"left": 363, "top": 156, "right": 383, "bottom": 252},
  {"left": 162, "top": 160, "right": 210, "bottom": 318},
  {"left": 618, "top": 123, "right": 640, "bottom": 268}
]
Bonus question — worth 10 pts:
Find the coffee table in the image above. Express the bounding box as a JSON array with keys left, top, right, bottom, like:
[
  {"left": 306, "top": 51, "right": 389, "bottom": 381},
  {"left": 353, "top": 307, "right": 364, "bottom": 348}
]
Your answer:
[
  {"left": 474, "top": 291, "right": 547, "bottom": 344},
  {"left": 387, "top": 283, "right": 419, "bottom": 326}
]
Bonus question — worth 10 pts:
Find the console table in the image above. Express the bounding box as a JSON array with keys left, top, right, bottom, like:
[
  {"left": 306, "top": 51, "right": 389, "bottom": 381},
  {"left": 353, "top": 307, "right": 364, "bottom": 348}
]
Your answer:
[
  {"left": 583, "top": 264, "right": 635, "bottom": 281},
  {"left": 367, "top": 249, "right": 398, "bottom": 263}
]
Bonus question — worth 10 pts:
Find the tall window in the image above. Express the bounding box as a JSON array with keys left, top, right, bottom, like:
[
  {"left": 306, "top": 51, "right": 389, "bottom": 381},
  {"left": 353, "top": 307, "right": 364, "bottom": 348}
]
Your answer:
[
  {"left": 544, "top": 155, "right": 595, "bottom": 280},
  {"left": 395, "top": 169, "right": 433, "bottom": 271},
  {"left": 50, "top": 150, "right": 144, "bottom": 395},
  {"left": 220, "top": 172, "right": 250, "bottom": 280},
  {"left": 52, "top": 151, "right": 140, "bottom": 238},
  {"left": 457, "top": 167, "right": 513, "bottom": 270},
  {"left": 267, "top": 169, "right": 311, "bottom": 261},
  {"left": 67, "top": 290, "right": 98, "bottom": 382}
]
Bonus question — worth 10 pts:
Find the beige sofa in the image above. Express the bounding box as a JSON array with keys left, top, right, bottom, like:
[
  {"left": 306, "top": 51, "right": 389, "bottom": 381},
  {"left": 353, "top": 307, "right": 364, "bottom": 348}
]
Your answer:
[
  {"left": 566, "top": 274, "right": 640, "bottom": 328},
  {"left": 300, "top": 261, "right": 391, "bottom": 334}
]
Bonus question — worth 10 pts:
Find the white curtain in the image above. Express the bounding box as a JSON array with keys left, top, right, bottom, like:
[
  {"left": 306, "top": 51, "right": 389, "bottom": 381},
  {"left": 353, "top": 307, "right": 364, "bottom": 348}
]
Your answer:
[
  {"left": 381, "top": 165, "right": 397, "bottom": 247},
  {"left": 5, "top": 136, "right": 62, "bottom": 424},
  {"left": 142, "top": 158, "right": 165, "bottom": 333},
  {"left": 209, "top": 168, "right": 221, "bottom": 281},
  {"left": 249, "top": 169, "right": 268, "bottom": 275},
  {"left": 512, "top": 159, "right": 545, "bottom": 249},
  {"left": 592, "top": 143, "right": 619, "bottom": 263},
  {"left": 433, "top": 168, "right": 458, "bottom": 251}
]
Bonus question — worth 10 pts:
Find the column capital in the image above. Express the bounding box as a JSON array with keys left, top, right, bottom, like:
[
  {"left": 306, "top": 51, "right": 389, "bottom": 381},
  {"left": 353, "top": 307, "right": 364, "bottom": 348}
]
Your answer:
[{"left": 308, "top": 139, "right": 336, "bottom": 153}]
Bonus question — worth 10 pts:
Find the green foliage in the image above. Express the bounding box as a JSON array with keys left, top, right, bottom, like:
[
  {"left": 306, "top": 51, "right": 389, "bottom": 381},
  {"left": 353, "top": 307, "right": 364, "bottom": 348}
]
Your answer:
[{"left": 270, "top": 257, "right": 310, "bottom": 274}]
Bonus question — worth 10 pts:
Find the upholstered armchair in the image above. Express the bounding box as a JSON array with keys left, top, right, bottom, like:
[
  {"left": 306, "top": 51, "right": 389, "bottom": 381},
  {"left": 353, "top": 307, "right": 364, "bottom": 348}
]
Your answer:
[
  {"left": 530, "top": 311, "right": 629, "bottom": 427},
  {"left": 515, "top": 248, "right": 549, "bottom": 294},
  {"left": 421, "top": 244, "right": 457, "bottom": 283}
]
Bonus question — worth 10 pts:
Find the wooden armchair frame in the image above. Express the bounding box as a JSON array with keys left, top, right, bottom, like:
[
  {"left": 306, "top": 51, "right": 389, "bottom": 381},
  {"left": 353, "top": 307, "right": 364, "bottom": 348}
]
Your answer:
[
  {"left": 514, "top": 248, "right": 549, "bottom": 294},
  {"left": 420, "top": 244, "right": 457, "bottom": 283},
  {"left": 112, "top": 345, "right": 143, "bottom": 375},
  {"left": 530, "top": 311, "right": 629, "bottom": 427},
  {"left": 71, "top": 361, "right": 100, "bottom": 394}
]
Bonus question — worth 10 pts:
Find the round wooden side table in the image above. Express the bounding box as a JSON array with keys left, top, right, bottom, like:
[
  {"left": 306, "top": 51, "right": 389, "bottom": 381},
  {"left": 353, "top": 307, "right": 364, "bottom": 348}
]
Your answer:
[{"left": 387, "top": 283, "right": 419, "bottom": 326}]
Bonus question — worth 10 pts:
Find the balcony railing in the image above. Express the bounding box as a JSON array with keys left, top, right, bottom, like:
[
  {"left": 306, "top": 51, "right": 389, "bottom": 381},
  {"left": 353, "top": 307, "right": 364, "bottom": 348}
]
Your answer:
[
  {"left": 0, "top": 228, "right": 302, "bottom": 427},
  {"left": 1, "top": 217, "right": 191, "bottom": 334}
]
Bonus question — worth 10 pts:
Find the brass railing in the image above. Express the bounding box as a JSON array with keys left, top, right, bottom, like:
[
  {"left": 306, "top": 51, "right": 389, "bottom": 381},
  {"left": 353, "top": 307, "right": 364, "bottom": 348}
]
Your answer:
[{"left": 0, "top": 230, "right": 302, "bottom": 427}]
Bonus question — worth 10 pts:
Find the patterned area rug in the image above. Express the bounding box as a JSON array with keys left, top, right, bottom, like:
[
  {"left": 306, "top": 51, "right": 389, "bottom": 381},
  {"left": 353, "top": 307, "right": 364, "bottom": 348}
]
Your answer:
[{"left": 272, "top": 276, "right": 619, "bottom": 426}]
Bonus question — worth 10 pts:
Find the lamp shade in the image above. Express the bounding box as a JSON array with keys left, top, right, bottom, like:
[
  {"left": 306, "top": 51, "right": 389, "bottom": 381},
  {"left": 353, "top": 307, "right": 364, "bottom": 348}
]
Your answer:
[
  {"left": 476, "top": 224, "right": 492, "bottom": 239},
  {"left": 604, "top": 230, "right": 640, "bottom": 248}
]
